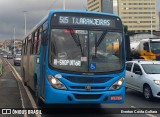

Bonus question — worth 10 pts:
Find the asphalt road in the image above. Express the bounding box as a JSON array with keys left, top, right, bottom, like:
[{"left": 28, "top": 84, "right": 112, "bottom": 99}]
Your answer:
[{"left": 5, "top": 58, "right": 160, "bottom": 117}]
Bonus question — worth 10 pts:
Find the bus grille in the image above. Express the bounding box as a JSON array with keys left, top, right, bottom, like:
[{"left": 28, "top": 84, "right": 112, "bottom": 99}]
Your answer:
[
  {"left": 70, "top": 86, "right": 105, "bottom": 90},
  {"left": 74, "top": 94, "right": 101, "bottom": 100},
  {"left": 64, "top": 76, "right": 112, "bottom": 83}
]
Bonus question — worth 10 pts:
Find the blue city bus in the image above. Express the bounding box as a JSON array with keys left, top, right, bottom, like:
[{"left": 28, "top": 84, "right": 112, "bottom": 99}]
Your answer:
[{"left": 21, "top": 10, "right": 126, "bottom": 105}]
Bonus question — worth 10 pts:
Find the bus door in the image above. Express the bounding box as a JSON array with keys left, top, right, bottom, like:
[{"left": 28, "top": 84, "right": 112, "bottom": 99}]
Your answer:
[
  {"left": 40, "top": 30, "right": 48, "bottom": 98},
  {"left": 26, "top": 39, "right": 31, "bottom": 85}
]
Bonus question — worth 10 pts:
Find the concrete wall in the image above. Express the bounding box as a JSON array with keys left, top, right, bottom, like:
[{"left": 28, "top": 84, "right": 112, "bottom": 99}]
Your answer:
[{"left": 130, "top": 34, "right": 160, "bottom": 42}]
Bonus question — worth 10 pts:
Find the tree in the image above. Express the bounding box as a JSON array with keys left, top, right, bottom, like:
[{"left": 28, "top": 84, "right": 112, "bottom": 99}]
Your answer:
[{"left": 124, "top": 25, "right": 135, "bottom": 36}]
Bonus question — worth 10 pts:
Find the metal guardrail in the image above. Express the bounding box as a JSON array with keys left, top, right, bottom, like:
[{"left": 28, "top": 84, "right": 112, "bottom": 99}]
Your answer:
[{"left": 0, "top": 59, "right": 2, "bottom": 76}]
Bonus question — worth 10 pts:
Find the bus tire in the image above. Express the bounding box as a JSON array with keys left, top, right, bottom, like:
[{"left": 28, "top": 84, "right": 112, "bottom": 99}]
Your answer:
[
  {"left": 35, "top": 81, "right": 43, "bottom": 107},
  {"left": 22, "top": 69, "right": 27, "bottom": 86}
]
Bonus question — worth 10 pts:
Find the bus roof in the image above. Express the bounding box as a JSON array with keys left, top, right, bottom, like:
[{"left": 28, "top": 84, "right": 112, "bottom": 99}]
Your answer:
[
  {"left": 49, "top": 10, "right": 119, "bottom": 17},
  {"left": 24, "top": 10, "right": 120, "bottom": 39}
]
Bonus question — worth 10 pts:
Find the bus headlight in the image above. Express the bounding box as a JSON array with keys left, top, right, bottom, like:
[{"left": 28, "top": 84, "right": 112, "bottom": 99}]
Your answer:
[
  {"left": 48, "top": 75, "right": 67, "bottom": 90},
  {"left": 109, "top": 77, "right": 124, "bottom": 90}
]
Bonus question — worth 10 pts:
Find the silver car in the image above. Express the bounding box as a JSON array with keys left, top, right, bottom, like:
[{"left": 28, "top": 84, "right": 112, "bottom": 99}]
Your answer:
[
  {"left": 126, "top": 61, "right": 160, "bottom": 100},
  {"left": 3, "top": 54, "right": 7, "bottom": 58},
  {"left": 14, "top": 54, "right": 21, "bottom": 66}
]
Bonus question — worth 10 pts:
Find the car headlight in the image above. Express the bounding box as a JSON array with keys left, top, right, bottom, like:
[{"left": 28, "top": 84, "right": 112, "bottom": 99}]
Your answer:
[
  {"left": 109, "top": 77, "right": 125, "bottom": 90},
  {"left": 154, "top": 80, "right": 160, "bottom": 85},
  {"left": 48, "top": 75, "right": 67, "bottom": 90}
]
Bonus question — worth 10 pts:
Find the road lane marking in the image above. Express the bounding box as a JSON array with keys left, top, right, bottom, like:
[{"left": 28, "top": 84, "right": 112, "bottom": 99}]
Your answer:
[
  {"left": 6, "top": 60, "right": 42, "bottom": 117},
  {"left": 131, "top": 106, "right": 136, "bottom": 108}
]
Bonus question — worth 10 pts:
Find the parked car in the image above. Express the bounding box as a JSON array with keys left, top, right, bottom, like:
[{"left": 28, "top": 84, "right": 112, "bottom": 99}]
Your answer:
[
  {"left": 126, "top": 60, "right": 160, "bottom": 100},
  {"left": 7, "top": 54, "right": 13, "bottom": 59},
  {"left": 3, "top": 54, "right": 7, "bottom": 58},
  {"left": 13, "top": 54, "right": 21, "bottom": 66}
]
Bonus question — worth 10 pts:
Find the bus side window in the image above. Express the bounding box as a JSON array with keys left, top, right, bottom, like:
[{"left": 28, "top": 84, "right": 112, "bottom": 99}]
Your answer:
[
  {"left": 23, "top": 39, "right": 26, "bottom": 55},
  {"left": 29, "top": 33, "right": 34, "bottom": 55},
  {"left": 30, "top": 34, "right": 34, "bottom": 54},
  {"left": 33, "top": 31, "right": 38, "bottom": 54},
  {"left": 36, "top": 30, "right": 39, "bottom": 54},
  {"left": 28, "top": 36, "right": 32, "bottom": 55},
  {"left": 37, "top": 29, "right": 41, "bottom": 55},
  {"left": 25, "top": 38, "right": 28, "bottom": 55}
]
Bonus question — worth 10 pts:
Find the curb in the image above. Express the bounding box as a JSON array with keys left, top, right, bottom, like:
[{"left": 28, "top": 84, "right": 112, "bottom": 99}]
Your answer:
[{"left": 0, "top": 59, "right": 3, "bottom": 76}]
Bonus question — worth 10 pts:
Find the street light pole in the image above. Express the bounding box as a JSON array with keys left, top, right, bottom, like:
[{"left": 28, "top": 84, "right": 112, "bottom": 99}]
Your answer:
[
  {"left": 24, "top": 13, "right": 26, "bottom": 36},
  {"left": 13, "top": 26, "right": 15, "bottom": 54},
  {"left": 23, "top": 11, "right": 27, "bottom": 36},
  {"left": 63, "top": 0, "right": 65, "bottom": 10}
]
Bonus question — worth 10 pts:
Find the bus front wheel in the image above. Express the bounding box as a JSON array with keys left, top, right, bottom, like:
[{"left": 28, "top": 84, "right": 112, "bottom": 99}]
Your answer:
[
  {"left": 35, "top": 82, "right": 43, "bottom": 107},
  {"left": 22, "top": 70, "right": 27, "bottom": 86}
]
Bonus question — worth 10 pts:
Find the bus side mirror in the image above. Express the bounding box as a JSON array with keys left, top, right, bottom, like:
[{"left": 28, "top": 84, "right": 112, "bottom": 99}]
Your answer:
[
  {"left": 42, "top": 31, "right": 48, "bottom": 46},
  {"left": 125, "top": 35, "right": 132, "bottom": 61}
]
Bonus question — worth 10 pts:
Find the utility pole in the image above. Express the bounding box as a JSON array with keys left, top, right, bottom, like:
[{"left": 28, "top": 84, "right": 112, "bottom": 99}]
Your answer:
[
  {"left": 23, "top": 11, "right": 27, "bottom": 36},
  {"left": 13, "top": 26, "right": 15, "bottom": 54},
  {"left": 63, "top": 0, "right": 65, "bottom": 10}
]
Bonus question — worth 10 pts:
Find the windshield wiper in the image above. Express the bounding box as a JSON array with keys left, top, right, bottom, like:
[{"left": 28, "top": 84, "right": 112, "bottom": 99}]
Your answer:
[
  {"left": 96, "top": 29, "right": 108, "bottom": 47},
  {"left": 68, "top": 27, "right": 84, "bottom": 56},
  {"left": 93, "top": 29, "right": 108, "bottom": 58}
]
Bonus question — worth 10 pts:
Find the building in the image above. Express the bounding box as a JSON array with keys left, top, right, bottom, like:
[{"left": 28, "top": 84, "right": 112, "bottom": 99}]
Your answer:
[
  {"left": 14, "top": 39, "right": 22, "bottom": 51},
  {"left": 3, "top": 39, "right": 11, "bottom": 51},
  {"left": 118, "top": 0, "right": 157, "bottom": 32},
  {"left": 87, "top": 0, "right": 118, "bottom": 14},
  {"left": 87, "top": 0, "right": 157, "bottom": 32},
  {"left": 0, "top": 41, "right": 3, "bottom": 48}
]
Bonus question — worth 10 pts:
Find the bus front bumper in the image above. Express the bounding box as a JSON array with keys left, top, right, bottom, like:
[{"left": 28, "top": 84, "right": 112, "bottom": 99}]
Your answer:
[{"left": 44, "top": 85, "right": 125, "bottom": 104}]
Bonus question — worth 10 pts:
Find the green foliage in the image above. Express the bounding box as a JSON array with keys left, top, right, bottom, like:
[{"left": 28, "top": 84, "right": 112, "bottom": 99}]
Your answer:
[{"left": 124, "top": 25, "right": 135, "bottom": 36}]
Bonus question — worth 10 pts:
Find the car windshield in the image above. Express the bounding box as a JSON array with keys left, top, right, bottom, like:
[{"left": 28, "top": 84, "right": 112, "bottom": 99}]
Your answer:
[
  {"left": 150, "top": 42, "right": 160, "bottom": 54},
  {"left": 49, "top": 28, "right": 123, "bottom": 73},
  {"left": 141, "top": 64, "right": 160, "bottom": 74}
]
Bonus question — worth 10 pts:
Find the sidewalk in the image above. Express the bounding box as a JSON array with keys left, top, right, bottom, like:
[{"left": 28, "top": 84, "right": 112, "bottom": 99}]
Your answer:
[
  {"left": 0, "top": 59, "right": 22, "bottom": 108},
  {"left": 0, "top": 59, "right": 22, "bottom": 117},
  {"left": 0, "top": 59, "right": 37, "bottom": 117}
]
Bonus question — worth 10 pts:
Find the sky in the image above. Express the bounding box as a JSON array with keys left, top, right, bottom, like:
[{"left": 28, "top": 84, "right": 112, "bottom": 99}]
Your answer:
[
  {"left": 0, "top": 0, "right": 160, "bottom": 41},
  {"left": 0, "top": 0, "right": 87, "bottom": 40}
]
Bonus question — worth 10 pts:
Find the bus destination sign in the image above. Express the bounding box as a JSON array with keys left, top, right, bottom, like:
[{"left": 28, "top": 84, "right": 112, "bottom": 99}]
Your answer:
[{"left": 58, "top": 16, "right": 116, "bottom": 27}]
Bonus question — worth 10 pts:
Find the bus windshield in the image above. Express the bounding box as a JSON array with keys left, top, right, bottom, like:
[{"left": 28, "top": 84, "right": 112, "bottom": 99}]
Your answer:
[
  {"left": 49, "top": 28, "right": 123, "bottom": 73},
  {"left": 150, "top": 41, "right": 160, "bottom": 54}
]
